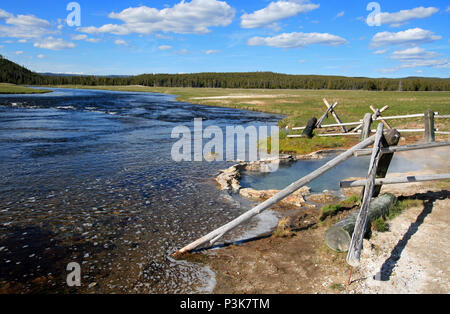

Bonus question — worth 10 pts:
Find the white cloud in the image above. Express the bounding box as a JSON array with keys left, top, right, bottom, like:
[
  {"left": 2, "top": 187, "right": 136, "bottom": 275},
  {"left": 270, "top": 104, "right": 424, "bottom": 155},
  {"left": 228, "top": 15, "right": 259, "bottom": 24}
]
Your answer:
[
  {"left": 373, "top": 49, "right": 388, "bottom": 55},
  {"left": 0, "top": 9, "right": 56, "bottom": 39},
  {"left": 158, "top": 45, "right": 172, "bottom": 50},
  {"left": 72, "top": 34, "right": 100, "bottom": 43},
  {"left": 114, "top": 39, "right": 128, "bottom": 46},
  {"left": 15, "top": 50, "right": 23, "bottom": 55},
  {"left": 247, "top": 32, "right": 348, "bottom": 48},
  {"left": 72, "top": 34, "right": 87, "bottom": 40},
  {"left": 86, "top": 38, "right": 100, "bottom": 43},
  {"left": 204, "top": 49, "right": 220, "bottom": 55},
  {"left": 18, "top": 39, "right": 27, "bottom": 43},
  {"left": 241, "top": 0, "right": 319, "bottom": 29},
  {"left": 370, "top": 28, "right": 442, "bottom": 48},
  {"left": 78, "top": 0, "right": 235, "bottom": 35},
  {"left": 33, "top": 37, "right": 76, "bottom": 50},
  {"left": 37, "top": 54, "right": 45, "bottom": 59},
  {"left": 447, "top": 6, "right": 450, "bottom": 12},
  {"left": 374, "top": 6, "right": 439, "bottom": 27},
  {"left": 378, "top": 47, "right": 450, "bottom": 72},
  {"left": 0, "top": 9, "right": 12, "bottom": 19},
  {"left": 174, "top": 49, "right": 191, "bottom": 55},
  {"left": 335, "top": 11, "right": 345, "bottom": 18},
  {"left": 391, "top": 47, "right": 438, "bottom": 60}
]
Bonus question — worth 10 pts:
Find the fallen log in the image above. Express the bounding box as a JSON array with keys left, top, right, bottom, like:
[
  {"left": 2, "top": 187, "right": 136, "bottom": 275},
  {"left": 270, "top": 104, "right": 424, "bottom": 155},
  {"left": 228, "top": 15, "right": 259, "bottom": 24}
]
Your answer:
[{"left": 324, "top": 193, "right": 397, "bottom": 252}]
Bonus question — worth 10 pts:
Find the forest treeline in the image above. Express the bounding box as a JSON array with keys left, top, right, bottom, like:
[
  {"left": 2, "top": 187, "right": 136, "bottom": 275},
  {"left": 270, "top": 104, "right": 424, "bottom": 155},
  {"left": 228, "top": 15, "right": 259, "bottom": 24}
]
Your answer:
[{"left": 1, "top": 56, "right": 450, "bottom": 91}]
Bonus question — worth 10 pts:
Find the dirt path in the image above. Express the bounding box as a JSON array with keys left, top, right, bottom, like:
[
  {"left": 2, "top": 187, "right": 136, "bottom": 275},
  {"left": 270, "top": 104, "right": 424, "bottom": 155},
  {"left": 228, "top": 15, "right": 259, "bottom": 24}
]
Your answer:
[{"left": 353, "top": 191, "right": 449, "bottom": 294}]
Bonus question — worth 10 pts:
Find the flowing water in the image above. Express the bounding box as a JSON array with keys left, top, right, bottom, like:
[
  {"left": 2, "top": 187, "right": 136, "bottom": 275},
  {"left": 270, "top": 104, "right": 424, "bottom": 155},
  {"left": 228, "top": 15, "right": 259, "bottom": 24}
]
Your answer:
[{"left": 0, "top": 88, "right": 281, "bottom": 293}]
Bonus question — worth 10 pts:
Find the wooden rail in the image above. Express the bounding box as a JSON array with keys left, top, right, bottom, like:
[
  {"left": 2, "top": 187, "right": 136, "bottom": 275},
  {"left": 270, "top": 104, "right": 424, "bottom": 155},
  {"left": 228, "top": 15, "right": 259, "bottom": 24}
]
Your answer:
[
  {"left": 340, "top": 173, "right": 450, "bottom": 188},
  {"left": 354, "top": 141, "right": 450, "bottom": 157}
]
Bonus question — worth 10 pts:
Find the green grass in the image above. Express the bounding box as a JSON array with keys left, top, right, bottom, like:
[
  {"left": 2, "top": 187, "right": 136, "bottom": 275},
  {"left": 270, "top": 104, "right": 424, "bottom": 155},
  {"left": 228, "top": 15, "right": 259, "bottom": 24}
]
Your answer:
[
  {"left": 388, "top": 199, "right": 424, "bottom": 220},
  {"left": 320, "top": 204, "right": 343, "bottom": 221},
  {"left": 0, "top": 83, "right": 51, "bottom": 94},
  {"left": 372, "top": 217, "right": 388, "bottom": 232},
  {"left": 45, "top": 85, "right": 450, "bottom": 154}
]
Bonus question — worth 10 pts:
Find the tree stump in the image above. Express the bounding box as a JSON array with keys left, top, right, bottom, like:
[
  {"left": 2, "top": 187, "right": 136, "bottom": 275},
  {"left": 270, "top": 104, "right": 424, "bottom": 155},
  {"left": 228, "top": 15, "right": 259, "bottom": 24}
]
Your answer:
[
  {"left": 324, "top": 193, "right": 397, "bottom": 252},
  {"left": 302, "top": 117, "right": 317, "bottom": 138}
]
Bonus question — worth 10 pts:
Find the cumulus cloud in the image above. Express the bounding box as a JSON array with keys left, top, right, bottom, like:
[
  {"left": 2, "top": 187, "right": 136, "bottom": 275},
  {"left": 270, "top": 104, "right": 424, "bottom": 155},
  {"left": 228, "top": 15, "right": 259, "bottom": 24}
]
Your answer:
[
  {"left": 0, "top": 9, "right": 56, "bottom": 39},
  {"left": 370, "top": 28, "right": 442, "bottom": 48},
  {"left": 78, "top": 0, "right": 235, "bottom": 35},
  {"left": 372, "top": 6, "right": 439, "bottom": 27},
  {"left": 247, "top": 32, "right": 348, "bottom": 48},
  {"left": 158, "top": 45, "right": 172, "bottom": 50},
  {"left": 114, "top": 39, "right": 128, "bottom": 46},
  {"left": 378, "top": 47, "right": 450, "bottom": 72},
  {"left": 33, "top": 37, "right": 76, "bottom": 50},
  {"left": 72, "top": 34, "right": 100, "bottom": 43},
  {"left": 174, "top": 49, "right": 191, "bottom": 55},
  {"left": 373, "top": 49, "right": 388, "bottom": 55},
  {"left": 241, "top": 0, "right": 319, "bottom": 29},
  {"left": 335, "top": 11, "right": 345, "bottom": 18},
  {"left": 391, "top": 47, "right": 438, "bottom": 60},
  {"left": 204, "top": 49, "right": 220, "bottom": 55},
  {"left": 37, "top": 54, "right": 45, "bottom": 59},
  {"left": 15, "top": 50, "right": 23, "bottom": 55}
]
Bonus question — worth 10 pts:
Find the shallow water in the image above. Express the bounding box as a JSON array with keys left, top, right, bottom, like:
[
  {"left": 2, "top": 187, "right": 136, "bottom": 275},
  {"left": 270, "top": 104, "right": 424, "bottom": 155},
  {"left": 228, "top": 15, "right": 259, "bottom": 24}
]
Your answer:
[
  {"left": 0, "top": 88, "right": 281, "bottom": 293},
  {"left": 240, "top": 153, "right": 422, "bottom": 192}
]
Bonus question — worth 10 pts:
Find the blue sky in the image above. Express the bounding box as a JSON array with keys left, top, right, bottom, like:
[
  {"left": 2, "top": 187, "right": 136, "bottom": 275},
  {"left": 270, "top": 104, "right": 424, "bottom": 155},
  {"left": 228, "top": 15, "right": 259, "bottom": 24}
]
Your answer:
[{"left": 0, "top": 0, "right": 449, "bottom": 77}]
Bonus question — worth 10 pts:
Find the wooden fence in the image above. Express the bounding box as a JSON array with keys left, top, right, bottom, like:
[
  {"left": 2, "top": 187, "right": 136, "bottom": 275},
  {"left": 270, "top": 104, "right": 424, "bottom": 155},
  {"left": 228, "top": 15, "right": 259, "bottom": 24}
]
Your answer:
[{"left": 289, "top": 105, "right": 448, "bottom": 142}]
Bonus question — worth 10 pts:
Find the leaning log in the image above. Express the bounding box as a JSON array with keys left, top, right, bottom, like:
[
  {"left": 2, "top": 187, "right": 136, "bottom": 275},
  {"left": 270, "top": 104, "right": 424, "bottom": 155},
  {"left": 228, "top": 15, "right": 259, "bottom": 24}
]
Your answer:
[
  {"left": 325, "top": 193, "right": 397, "bottom": 252},
  {"left": 347, "top": 123, "right": 384, "bottom": 267},
  {"left": 302, "top": 117, "right": 318, "bottom": 138}
]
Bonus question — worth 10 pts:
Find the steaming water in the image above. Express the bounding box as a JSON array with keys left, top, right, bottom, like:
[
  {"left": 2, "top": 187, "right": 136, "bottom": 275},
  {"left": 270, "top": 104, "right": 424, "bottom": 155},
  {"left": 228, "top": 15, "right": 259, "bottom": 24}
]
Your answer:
[
  {"left": 240, "top": 154, "right": 422, "bottom": 193},
  {"left": 0, "top": 88, "right": 281, "bottom": 293}
]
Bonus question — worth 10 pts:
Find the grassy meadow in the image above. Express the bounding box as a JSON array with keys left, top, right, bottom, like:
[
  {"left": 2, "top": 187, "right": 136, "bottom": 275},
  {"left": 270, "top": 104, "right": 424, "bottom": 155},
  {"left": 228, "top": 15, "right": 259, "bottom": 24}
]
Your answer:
[
  {"left": 0, "top": 83, "right": 51, "bottom": 94},
  {"left": 48, "top": 85, "right": 450, "bottom": 154}
]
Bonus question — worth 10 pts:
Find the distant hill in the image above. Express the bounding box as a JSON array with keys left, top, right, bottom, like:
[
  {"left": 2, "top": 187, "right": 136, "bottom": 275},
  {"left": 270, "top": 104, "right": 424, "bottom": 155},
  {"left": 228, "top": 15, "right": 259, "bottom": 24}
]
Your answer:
[
  {"left": 0, "top": 56, "right": 44, "bottom": 85},
  {"left": 0, "top": 56, "right": 449, "bottom": 91}
]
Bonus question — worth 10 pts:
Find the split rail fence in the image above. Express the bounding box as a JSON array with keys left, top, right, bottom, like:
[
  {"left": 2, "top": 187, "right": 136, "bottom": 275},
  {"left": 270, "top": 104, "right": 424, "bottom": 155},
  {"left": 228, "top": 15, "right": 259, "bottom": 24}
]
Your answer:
[{"left": 173, "top": 109, "right": 450, "bottom": 266}]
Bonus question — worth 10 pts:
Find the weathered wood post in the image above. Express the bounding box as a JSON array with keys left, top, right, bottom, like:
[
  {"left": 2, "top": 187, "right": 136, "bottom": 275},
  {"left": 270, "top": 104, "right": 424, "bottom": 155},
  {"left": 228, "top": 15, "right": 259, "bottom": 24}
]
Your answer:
[
  {"left": 373, "top": 129, "right": 401, "bottom": 197},
  {"left": 424, "top": 109, "right": 435, "bottom": 143},
  {"left": 360, "top": 113, "right": 373, "bottom": 141},
  {"left": 347, "top": 123, "right": 384, "bottom": 267},
  {"left": 302, "top": 117, "right": 318, "bottom": 138},
  {"left": 324, "top": 99, "right": 347, "bottom": 133}
]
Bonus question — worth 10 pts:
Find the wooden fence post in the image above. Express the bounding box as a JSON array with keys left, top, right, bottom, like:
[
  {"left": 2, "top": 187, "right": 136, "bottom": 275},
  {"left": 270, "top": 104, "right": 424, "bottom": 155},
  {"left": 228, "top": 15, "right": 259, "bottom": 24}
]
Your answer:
[
  {"left": 360, "top": 113, "right": 373, "bottom": 141},
  {"left": 347, "top": 123, "right": 384, "bottom": 267},
  {"left": 424, "top": 109, "right": 435, "bottom": 143},
  {"left": 372, "top": 129, "right": 401, "bottom": 197}
]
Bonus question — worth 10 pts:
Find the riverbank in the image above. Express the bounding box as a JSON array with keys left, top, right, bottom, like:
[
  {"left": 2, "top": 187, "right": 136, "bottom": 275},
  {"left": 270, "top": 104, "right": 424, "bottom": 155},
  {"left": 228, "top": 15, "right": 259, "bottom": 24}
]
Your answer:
[
  {"left": 44, "top": 85, "right": 450, "bottom": 155},
  {"left": 0, "top": 83, "right": 51, "bottom": 94}
]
